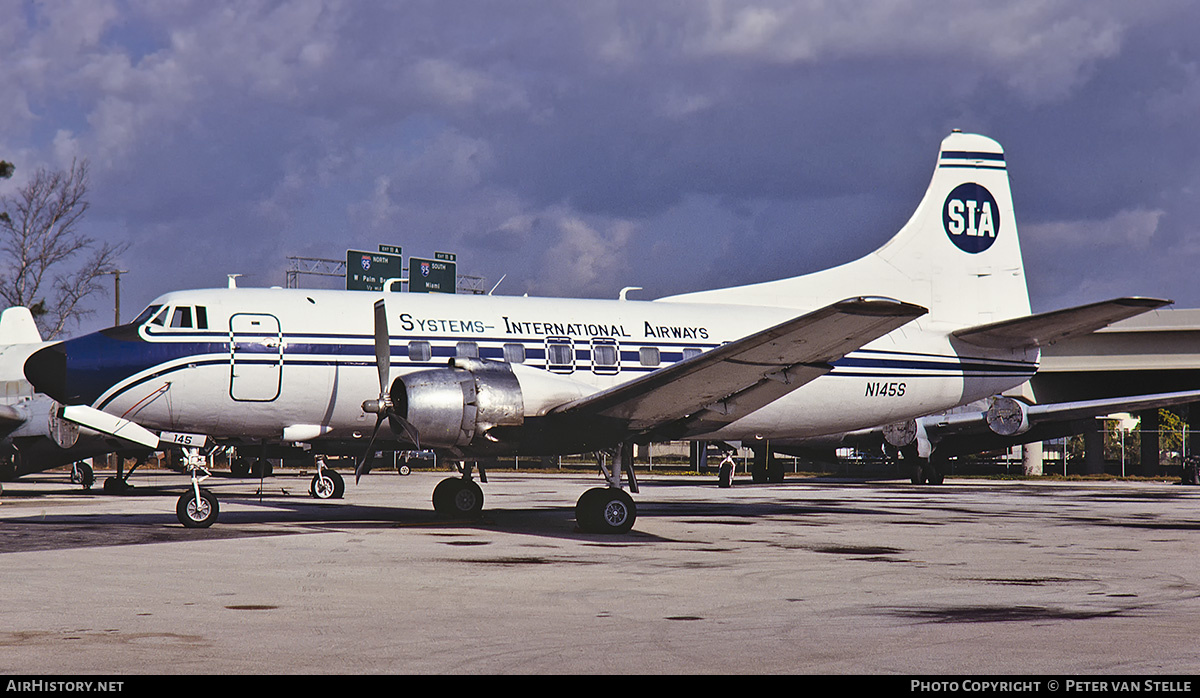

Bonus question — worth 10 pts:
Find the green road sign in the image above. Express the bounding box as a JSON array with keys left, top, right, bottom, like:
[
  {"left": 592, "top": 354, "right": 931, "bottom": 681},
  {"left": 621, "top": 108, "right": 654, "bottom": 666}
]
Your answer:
[
  {"left": 409, "top": 256, "right": 456, "bottom": 294},
  {"left": 346, "top": 249, "right": 403, "bottom": 291}
]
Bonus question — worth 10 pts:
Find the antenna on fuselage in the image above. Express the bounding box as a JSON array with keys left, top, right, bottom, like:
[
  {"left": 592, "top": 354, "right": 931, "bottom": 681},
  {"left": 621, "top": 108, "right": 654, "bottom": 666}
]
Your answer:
[
  {"left": 488, "top": 274, "right": 507, "bottom": 296},
  {"left": 619, "top": 286, "right": 642, "bottom": 301},
  {"left": 227, "top": 274, "right": 242, "bottom": 289}
]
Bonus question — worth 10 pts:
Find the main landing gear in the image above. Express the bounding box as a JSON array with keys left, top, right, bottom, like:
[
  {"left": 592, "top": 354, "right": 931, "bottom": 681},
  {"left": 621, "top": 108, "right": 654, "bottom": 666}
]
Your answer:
[
  {"left": 574, "top": 442, "right": 639, "bottom": 534},
  {"left": 432, "top": 460, "right": 487, "bottom": 519},
  {"left": 70, "top": 461, "right": 95, "bottom": 490},
  {"left": 309, "top": 456, "right": 345, "bottom": 500},
  {"left": 900, "top": 446, "right": 945, "bottom": 485}
]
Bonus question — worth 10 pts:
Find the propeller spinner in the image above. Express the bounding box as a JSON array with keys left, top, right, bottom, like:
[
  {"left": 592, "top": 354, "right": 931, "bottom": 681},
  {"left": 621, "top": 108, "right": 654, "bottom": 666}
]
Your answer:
[{"left": 356, "top": 299, "right": 421, "bottom": 483}]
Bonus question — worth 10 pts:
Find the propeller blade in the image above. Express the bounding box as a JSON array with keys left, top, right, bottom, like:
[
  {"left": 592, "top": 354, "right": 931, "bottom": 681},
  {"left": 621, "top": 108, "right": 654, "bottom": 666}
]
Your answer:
[
  {"left": 373, "top": 299, "right": 390, "bottom": 396},
  {"left": 355, "top": 413, "right": 386, "bottom": 484},
  {"left": 387, "top": 410, "right": 421, "bottom": 450}
]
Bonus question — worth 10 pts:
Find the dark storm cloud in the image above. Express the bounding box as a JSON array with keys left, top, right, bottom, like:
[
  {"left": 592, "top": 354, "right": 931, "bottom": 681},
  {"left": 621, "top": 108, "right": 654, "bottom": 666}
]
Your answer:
[{"left": 1, "top": 0, "right": 1198, "bottom": 327}]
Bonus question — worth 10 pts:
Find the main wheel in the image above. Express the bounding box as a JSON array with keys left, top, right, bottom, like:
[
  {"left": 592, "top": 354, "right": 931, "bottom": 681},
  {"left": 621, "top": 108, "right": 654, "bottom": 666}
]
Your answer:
[
  {"left": 718, "top": 461, "right": 733, "bottom": 488},
  {"left": 177, "top": 488, "right": 219, "bottom": 528},
  {"left": 71, "top": 462, "right": 95, "bottom": 490},
  {"left": 310, "top": 469, "right": 345, "bottom": 499},
  {"left": 230, "top": 457, "right": 251, "bottom": 478},
  {"left": 575, "top": 487, "right": 636, "bottom": 534},
  {"left": 432, "top": 478, "right": 484, "bottom": 519}
]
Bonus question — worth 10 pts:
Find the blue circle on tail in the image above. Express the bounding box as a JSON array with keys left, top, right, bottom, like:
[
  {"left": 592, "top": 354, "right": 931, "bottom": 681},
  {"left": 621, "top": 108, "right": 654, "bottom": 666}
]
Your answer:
[{"left": 942, "top": 183, "right": 1000, "bottom": 254}]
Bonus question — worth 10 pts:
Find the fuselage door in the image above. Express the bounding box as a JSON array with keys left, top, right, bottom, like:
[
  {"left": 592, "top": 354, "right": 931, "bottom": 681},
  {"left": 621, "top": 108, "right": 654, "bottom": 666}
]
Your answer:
[{"left": 229, "top": 313, "right": 283, "bottom": 402}]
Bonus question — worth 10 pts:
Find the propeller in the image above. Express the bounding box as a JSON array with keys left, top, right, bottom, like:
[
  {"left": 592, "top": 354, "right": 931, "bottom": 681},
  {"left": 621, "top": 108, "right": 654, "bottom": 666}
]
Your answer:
[{"left": 356, "top": 299, "right": 421, "bottom": 483}]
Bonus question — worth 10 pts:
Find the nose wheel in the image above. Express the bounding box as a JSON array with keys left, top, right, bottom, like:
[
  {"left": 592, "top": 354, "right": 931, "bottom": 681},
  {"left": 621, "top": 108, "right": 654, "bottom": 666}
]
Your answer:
[
  {"left": 175, "top": 447, "right": 219, "bottom": 528},
  {"left": 177, "top": 486, "right": 219, "bottom": 528}
]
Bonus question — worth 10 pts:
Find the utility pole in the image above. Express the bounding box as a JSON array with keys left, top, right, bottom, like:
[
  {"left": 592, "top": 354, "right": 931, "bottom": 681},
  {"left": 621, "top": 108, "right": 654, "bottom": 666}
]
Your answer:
[{"left": 102, "top": 270, "right": 128, "bottom": 325}]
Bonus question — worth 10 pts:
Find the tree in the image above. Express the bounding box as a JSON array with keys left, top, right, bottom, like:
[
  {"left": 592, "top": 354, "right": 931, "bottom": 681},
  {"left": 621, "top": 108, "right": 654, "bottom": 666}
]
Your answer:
[{"left": 0, "top": 159, "right": 127, "bottom": 338}]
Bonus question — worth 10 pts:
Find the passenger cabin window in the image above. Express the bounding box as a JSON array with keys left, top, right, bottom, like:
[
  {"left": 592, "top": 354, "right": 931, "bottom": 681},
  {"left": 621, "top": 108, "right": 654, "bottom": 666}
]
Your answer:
[
  {"left": 408, "top": 341, "right": 432, "bottom": 362},
  {"left": 639, "top": 347, "right": 660, "bottom": 367},
  {"left": 682, "top": 347, "right": 702, "bottom": 360},
  {"left": 456, "top": 341, "right": 479, "bottom": 359},
  {"left": 545, "top": 337, "right": 575, "bottom": 373},
  {"left": 591, "top": 338, "right": 619, "bottom": 375},
  {"left": 502, "top": 343, "right": 526, "bottom": 363}
]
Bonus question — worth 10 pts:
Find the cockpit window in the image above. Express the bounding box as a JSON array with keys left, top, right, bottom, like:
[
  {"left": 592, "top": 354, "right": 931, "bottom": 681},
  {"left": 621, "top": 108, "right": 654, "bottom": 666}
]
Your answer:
[
  {"left": 149, "top": 307, "right": 168, "bottom": 327},
  {"left": 170, "top": 307, "right": 193, "bottom": 329},
  {"left": 133, "top": 305, "right": 162, "bottom": 326}
]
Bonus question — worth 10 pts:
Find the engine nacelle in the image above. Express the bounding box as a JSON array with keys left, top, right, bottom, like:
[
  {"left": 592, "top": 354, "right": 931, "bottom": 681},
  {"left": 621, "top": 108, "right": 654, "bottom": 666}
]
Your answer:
[
  {"left": 391, "top": 358, "right": 524, "bottom": 449},
  {"left": 985, "top": 396, "right": 1031, "bottom": 436}
]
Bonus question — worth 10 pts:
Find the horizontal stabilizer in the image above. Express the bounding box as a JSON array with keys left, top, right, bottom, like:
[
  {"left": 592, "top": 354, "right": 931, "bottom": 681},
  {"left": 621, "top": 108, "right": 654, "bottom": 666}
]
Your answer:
[
  {"left": 550, "top": 296, "right": 927, "bottom": 433},
  {"left": 952, "top": 297, "right": 1170, "bottom": 349},
  {"left": 61, "top": 405, "right": 160, "bottom": 449},
  {"left": 930, "top": 390, "right": 1200, "bottom": 435}
]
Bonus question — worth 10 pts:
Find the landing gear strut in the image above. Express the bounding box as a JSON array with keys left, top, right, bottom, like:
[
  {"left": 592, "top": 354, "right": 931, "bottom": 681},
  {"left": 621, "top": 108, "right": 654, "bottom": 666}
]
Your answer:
[
  {"left": 575, "top": 441, "right": 639, "bottom": 534},
  {"left": 176, "top": 449, "right": 218, "bottom": 528},
  {"left": 103, "top": 455, "right": 148, "bottom": 493}
]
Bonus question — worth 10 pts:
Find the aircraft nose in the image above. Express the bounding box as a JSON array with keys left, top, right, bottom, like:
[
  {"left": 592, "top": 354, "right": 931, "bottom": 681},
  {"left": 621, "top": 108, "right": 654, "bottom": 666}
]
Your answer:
[{"left": 24, "top": 343, "right": 67, "bottom": 403}]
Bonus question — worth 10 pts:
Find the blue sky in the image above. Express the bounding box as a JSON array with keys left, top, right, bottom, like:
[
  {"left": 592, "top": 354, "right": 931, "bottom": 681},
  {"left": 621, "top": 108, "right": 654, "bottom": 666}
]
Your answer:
[{"left": 2, "top": 1, "right": 1199, "bottom": 335}]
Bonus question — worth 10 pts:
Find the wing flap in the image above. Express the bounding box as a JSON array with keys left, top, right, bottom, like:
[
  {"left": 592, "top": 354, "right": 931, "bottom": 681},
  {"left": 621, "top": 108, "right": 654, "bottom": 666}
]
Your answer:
[
  {"left": 550, "top": 296, "right": 927, "bottom": 432},
  {"left": 952, "top": 297, "right": 1170, "bottom": 349}
]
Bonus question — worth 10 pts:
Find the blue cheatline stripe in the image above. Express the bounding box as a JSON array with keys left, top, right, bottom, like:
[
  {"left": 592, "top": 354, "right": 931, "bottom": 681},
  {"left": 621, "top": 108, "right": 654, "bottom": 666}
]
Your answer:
[
  {"left": 938, "top": 163, "right": 1007, "bottom": 171},
  {"left": 86, "top": 331, "right": 1038, "bottom": 407},
  {"left": 940, "top": 150, "right": 1005, "bottom": 161}
]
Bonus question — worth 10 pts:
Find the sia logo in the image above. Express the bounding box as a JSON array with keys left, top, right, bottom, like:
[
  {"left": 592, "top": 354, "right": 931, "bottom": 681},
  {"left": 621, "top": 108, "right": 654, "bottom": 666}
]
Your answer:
[{"left": 942, "top": 183, "right": 1000, "bottom": 254}]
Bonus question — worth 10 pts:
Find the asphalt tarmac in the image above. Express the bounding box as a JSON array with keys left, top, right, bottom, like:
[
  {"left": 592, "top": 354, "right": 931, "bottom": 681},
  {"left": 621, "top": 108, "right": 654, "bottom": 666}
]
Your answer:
[{"left": 0, "top": 468, "right": 1198, "bottom": 676}]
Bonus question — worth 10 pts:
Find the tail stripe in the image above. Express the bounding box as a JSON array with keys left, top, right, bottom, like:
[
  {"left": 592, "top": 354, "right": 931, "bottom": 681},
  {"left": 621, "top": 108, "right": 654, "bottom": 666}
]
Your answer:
[{"left": 939, "top": 150, "right": 1006, "bottom": 170}]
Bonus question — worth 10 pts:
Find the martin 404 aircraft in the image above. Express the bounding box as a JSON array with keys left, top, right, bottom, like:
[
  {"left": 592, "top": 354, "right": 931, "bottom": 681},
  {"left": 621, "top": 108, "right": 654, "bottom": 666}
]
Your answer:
[{"left": 24, "top": 131, "right": 1170, "bottom": 531}]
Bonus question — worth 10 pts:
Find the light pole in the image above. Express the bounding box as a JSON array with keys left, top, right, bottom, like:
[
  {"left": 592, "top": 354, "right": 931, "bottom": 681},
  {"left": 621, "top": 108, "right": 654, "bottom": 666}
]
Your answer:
[{"left": 101, "top": 270, "right": 128, "bottom": 325}]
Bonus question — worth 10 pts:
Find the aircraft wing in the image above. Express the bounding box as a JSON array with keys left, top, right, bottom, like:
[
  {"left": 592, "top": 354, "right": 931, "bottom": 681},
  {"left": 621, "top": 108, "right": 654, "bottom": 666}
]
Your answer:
[
  {"left": 547, "top": 296, "right": 927, "bottom": 436},
  {"left": 952, "top": 297, "right": 1170, "bottom": 349},
  {"left": 801, "top": 388, "right": 1200, "bottom": 460}
]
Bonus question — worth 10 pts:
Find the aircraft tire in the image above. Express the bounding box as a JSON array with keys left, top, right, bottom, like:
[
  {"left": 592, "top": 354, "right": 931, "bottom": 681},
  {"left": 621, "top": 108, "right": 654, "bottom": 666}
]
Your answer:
[
  {"left": 432, "top": 478, "right": 483, "bottom": 519},
  {"left": 177, "top": 488, "right": 219, "bottom": 528},
  {"left": 310, "top": 470, "right": 345, "bottom": 499},
  {"left": 230, "top": 457, "right": 251, "bottom": 478},
  {"left": 576, "top": 487, "right": 636, "bottom": 534}
]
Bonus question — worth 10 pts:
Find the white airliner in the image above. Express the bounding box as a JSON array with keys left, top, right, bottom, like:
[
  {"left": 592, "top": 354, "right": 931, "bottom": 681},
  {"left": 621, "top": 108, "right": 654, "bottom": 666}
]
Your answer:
[
  {"left": 0, "top": 307, "right": 158, "bottom": 489},
  {"left": 23, "top": 131, "right": 1168, "bottom": 531}
]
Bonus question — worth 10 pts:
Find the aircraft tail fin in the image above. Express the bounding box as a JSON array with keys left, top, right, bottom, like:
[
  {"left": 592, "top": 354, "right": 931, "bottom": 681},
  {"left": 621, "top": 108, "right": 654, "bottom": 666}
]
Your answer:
[
  {"left": 0, "top": 307, "right": 43, "bottom": 344},
  {"left": 659, "top": 131, "right": 1030, "bottom": 328}
]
